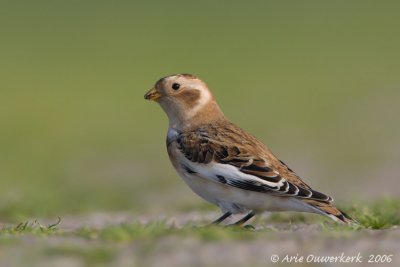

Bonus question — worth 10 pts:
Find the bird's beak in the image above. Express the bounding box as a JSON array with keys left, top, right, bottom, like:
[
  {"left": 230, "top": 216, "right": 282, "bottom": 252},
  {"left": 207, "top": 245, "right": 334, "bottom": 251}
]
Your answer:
[{"left": 144, "top": 87, "right": 161, "bottom": 101}]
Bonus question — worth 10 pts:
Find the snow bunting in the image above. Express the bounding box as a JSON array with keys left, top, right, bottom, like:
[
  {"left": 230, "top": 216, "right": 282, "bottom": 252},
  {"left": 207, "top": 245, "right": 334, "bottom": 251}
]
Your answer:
[{"left": 144, "top": 74, "right": 356, "bottom": 225}]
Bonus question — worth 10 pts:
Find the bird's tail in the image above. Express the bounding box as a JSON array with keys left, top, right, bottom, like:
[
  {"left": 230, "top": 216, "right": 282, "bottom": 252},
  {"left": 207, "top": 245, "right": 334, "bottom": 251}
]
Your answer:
[{"left": 304, "top": 199, "right": 358, "bottom": 224}]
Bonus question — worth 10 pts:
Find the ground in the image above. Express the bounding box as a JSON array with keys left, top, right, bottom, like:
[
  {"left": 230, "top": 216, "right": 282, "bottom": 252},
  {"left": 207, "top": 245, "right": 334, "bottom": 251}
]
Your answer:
[{"left": 1, "top": 199, "right": 399, "bottom": 267}]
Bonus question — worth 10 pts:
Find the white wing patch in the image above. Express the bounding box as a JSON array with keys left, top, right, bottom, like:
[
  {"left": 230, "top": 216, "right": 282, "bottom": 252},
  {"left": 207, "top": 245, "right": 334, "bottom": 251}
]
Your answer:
[
  {"left": 178, "top": 151, "right": 332, "bottom": 203},
  {"left": 182, "top": 156, "right": 287, "bottom": 190}
]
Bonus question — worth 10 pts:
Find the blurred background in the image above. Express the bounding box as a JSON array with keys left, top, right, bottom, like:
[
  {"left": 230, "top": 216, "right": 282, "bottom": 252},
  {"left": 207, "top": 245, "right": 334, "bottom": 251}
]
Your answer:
[{"left": 1, "top": 0, "right": 399, "bottom": 221}]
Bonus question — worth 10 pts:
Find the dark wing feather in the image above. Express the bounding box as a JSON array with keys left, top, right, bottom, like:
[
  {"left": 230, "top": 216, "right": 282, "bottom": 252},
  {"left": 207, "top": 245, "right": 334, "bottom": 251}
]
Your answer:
[{"left": 174, "top": 127, "right": 333, "bottom": 203}]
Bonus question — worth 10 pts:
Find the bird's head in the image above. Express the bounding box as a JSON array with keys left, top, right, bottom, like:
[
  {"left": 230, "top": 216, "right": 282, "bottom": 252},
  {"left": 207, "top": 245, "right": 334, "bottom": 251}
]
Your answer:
[{"left": 145, "top": 74, "right": 224, "bottom": 129}]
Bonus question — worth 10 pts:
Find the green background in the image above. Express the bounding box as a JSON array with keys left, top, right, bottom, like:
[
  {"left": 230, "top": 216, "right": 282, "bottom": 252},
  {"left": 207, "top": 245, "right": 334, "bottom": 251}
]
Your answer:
[{"left": 1, "top": 0, "right": 399, "bottom": 221}]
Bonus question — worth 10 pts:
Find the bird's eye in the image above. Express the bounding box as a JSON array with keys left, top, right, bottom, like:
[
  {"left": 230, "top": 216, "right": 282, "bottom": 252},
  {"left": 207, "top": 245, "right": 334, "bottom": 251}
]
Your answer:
[{"left": 172, "top": 83, "right": 181, "bottom": 90}]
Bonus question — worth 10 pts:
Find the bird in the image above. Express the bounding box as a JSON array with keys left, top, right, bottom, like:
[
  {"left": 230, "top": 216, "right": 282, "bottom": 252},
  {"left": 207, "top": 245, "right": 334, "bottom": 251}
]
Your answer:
[{"left": 144, "top": 73, "right": 356, "bottom": 225}]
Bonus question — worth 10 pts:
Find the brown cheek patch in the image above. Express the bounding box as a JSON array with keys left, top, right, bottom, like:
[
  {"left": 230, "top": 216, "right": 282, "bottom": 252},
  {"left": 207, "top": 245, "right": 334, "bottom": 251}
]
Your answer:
[{"left": 179, "top": 90, "right": 201, "bottom": 108}]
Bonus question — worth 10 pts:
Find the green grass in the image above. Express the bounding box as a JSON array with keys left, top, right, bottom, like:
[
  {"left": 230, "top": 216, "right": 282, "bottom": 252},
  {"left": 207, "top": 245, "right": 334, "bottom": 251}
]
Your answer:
[
  {"left": 0, "top": 199, "right": 397, "bottom": 267},
  {"left": 349, "top": 198, "right": 400, "bottom": 229},
  {"left": 1, "top": 198, "right": 398, "bottom": 244},
  {"left": 77, "top": 221, "right": 268, "bottom": 243},
  {"left": 0, "top": 217, "right": 60, "bottom": 236},
  {"left": 0, "top": 218, "right": 260, "bottom": 243}
]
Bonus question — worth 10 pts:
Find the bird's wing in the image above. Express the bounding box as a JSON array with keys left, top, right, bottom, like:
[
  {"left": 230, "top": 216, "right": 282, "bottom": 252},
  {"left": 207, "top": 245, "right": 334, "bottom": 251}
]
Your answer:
[{"left": 174, "top": 127, "right": 333, "bottom": 203}]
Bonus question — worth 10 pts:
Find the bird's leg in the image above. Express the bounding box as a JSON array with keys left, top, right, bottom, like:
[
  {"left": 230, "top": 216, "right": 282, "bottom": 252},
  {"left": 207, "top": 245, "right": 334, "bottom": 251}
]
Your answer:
[
  {"left": 210, "top": 211, "right": 232, "bottom": 225},
  {"left": 231, "top": 211, "right": 256, "bottom": 226}
]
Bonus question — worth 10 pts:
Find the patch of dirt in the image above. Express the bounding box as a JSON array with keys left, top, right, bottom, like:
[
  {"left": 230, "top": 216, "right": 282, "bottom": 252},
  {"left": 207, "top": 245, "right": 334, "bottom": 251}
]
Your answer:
[{"left": 1, "top": 212, "right": 399, "bottom": 267}]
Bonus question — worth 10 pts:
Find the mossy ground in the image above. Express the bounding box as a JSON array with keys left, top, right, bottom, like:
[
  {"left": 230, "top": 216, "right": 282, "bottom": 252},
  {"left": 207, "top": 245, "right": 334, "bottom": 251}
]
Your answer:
[{"left": 0, "top": 198, "right": 399, "bottom": 267}]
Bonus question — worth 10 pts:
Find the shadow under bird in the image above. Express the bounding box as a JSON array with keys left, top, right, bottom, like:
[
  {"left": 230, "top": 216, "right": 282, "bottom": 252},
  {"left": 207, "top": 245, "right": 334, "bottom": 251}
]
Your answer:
[{"left": 144, "top": 73, "right": 356, "bottom": 225}]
